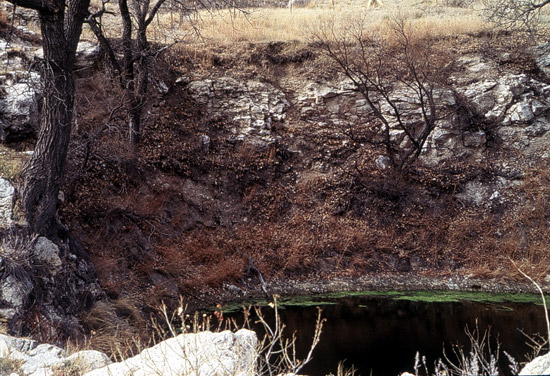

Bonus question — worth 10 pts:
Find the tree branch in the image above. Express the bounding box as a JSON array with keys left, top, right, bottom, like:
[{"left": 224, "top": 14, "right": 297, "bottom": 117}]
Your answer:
[{"left": 6, "top": 0, "right": 54, "bottom": 13}]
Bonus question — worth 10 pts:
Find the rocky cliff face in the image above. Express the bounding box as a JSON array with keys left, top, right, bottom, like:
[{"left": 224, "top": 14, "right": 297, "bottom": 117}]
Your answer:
[{"left": 183, "top": 46, "right": 549, "bottom": 211}]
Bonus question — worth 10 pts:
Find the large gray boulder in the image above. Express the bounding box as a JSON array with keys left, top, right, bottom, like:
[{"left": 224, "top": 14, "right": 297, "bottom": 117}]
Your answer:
[
  {"left": 520, "top": 352, "right": 550, "bottom": 375},
  {"left": 33, "top": 40, "right": 100, "bottom": 72},
  {"left": 0, "top": 35, "right": 99, "bottom": 142},
  {"left": 0, "top": 74, "right": 40, "bottom": 142},
  {"left": 84, "top": 329, "right": 258, "bottom": 376}
]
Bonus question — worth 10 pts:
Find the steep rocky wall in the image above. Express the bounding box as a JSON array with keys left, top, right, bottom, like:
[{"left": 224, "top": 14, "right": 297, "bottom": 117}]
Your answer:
[{"left": 185, "top": 48, "right": 550, "bottom": 210}]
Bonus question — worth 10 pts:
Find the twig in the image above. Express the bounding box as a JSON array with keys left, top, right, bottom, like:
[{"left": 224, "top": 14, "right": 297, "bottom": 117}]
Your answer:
[
  {"left": 248, "top": 256, "right": 270, "bottom": 297},
  {"left": 510, "top": 257, "right": 550, "bottom": 345}
]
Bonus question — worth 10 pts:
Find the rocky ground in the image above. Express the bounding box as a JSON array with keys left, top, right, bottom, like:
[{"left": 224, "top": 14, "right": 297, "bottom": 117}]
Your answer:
[{"left": 0, "top": 5, "right": 549, "bottom": 353}]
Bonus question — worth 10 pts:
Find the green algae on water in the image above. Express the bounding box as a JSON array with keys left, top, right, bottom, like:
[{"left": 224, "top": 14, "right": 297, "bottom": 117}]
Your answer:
[
  {"left": 214, "top": 290, "right": 550, "bottom": 313},
  {"left": 328, "top": 290, "right": 550, "bottom": 305}
]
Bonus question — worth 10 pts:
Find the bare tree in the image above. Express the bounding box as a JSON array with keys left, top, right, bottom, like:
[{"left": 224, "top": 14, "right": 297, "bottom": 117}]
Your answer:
[
  {"left": 84, "top": 0, "right": 242, "bottom": 146},
  {"left": 85, "top": 0, "right": 171, "bottom": 145},
  {"left": 483, "top": 0, "right": 549, "bottom": 33},
  {"left": 4, "top": 0, "right": 90, "bottom": 236},
  {"left": 315, "top": 17, "right": 454, "bottom": 173}
]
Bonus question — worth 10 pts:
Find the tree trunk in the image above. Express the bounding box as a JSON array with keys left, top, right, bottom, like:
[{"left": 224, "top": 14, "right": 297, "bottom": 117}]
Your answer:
[
  {"left": 17, "top": 0, "right": 89, "bottom": 237},
  {"left": 129, "top": 26, "right": 149, "bottom": 145}
]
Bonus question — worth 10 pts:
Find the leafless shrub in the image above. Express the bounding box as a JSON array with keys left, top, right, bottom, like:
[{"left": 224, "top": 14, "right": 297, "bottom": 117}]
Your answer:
[
  {"left": 330, "top": 361, "right": 358, "bottom": 376},
  {"left": 314, "top": 16, "right": 455, "bottom": 173},
  {"left": 482, "top": 0, "right": 547, "bottom": 34},
  {"left": 444, "top": 324, "right": 501, "bottom": 376},
  {"left": 241, "top": 295, "right": 326, "bottom": 376},
  {"left": 520, "top": 330, "right": 549, "bottom": 361},
  {"left": 409, "top": 323, "right": 515, "bottom": 376}
]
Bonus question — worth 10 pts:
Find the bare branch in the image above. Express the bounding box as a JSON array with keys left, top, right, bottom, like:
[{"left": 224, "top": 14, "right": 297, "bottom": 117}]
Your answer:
[{"left": 6, "top": 0, "right": 54, "bottom": 13}]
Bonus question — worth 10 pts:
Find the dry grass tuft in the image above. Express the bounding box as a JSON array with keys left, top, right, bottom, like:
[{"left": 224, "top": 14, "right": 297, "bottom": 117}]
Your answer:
[
  {"left": 0, "top": 145, "right": 28, "bottom": 181},
  {"left": 82, "top": 297, "right": 149, "bottom": 361}
]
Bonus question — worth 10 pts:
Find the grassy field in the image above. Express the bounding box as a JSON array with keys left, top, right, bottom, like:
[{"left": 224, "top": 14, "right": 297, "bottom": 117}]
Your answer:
[
  {"left": 83, "top": 0, "right": 490, "bottom": 46},
  {"left": 149, "top": 0, "right": 489, "bottom": 44}
]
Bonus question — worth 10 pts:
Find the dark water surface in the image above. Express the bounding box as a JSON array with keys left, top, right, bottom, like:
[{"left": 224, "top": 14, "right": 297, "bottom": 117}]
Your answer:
[{"left": 230, "top": 293, "right": 548, "bottom": 376}]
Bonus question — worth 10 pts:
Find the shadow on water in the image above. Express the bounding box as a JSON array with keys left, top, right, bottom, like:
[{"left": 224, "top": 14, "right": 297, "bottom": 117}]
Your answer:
[{"left": 226, "top": 293, "right": 548, "bottom": 376}]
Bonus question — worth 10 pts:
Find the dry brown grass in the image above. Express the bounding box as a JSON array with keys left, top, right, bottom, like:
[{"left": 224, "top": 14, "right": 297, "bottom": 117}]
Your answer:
[
  {"left": 0, "top": 7, "right": 8, "bottom": 29},
  {"left": 162, "top": 4, "right": 489, "bottom": 45},
  {"left": 0, "top": 145, "right": 28, "bottom": 181},
  {"left": 444, "top": 166, "right": 550, "bottom": 280},
  {"left": 81, "top": 0, "right": 492, "bottom": 46},
  {"left": 81, "top": 298, "right": 148, "bottom": 361}
]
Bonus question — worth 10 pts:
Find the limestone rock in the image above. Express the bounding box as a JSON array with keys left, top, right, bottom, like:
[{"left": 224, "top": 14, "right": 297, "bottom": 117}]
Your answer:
[
  {"left": 0, "top": 275, "right": 33, "bottom": 315},
  {"left": 505, "top": 101, "right": 535, "bottom": 123},
  {"left": 61, "top": 350, "right": 112, "bottom": 374},
  {"left": 33, "top": 41, "right": 100, "bottom": 72},
  {"left": 32, "top": 237, "right": 63, "bottom": 275},
  {"left": 0, "top": 34, "right": 43, "bottom": 142},
  {"left": 187, "top": 77, "right": 289, "bottom": 144},
  {"left": 75, "top": 41, "right": 101, "bottom": 71},
  {"left": 533, "top": 42, "right": 550, "bottom": 79},
  {"left": 0, "top": 73, "right": 40, "bottom": 142},
  {"left": 375, "top": 155, "right": 391, "bottom": 170},
  {"left": 0, "top": 333, "right": 110, "bottom": 376},
  {"left": 0, "top": 177, "right": 15, "bottom": 227},
  {"left": 0, "top": 333, "right": 37, "bottom": 353},
  {"left": 0, "top": 34, "right": 40, "bottom": 142},
  {"left": 462, "top": 130, "right": 486, "bottom": 148},
  {"left": 0, "top": 330, "right": 256, "bottom": 376},
  {"left": 519, "top": 352, "right": 550, "bottom": 375},
  {"left": 20, "top": 343, "right": 64, "bottom": 375},
  {"left": 84, "top": 329, "right": 258, "bottom": 376}
]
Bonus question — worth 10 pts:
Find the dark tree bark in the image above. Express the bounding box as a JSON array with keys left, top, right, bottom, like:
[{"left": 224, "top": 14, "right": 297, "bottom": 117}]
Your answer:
[{"left": 6, "top": 0, "right": 90, "bottom": 236}]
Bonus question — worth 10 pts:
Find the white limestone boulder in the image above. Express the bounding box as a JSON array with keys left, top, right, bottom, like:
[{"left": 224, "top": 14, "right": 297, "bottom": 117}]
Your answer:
[
  {"left": 84, "top": 329, "right": 258, "bottom": 376},
  {"left": 520, "top": 352, "right": 550, "bottom": 375}
]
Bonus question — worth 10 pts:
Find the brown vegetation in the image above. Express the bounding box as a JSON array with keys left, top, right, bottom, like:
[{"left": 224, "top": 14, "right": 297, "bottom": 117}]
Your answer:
[
  {"left": 0, "top": 8, "right": 7, "bottom": 29},
  {"left": 59, "top": 31, "right": 550, "bottom": 321}
]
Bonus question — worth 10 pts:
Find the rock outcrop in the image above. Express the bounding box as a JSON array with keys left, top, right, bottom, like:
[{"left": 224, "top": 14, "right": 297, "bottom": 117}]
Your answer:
[
  {"left": 0, "top": 37, "right": 41, "bottom": 142},
  {"left": 292, "top": 55, "right": 549, "bottom": 168},
  {"left": 0, "top": 232, "right": 103, "bottom": 336},
  {"left": 0, "top": 330, "right": 258, "bottom": 376},
  {"left": 187, "top": 77, "right": 289, "bottom": 145},
  {"left": 0, "top": 31, "right": 99, "bottom": 142},
  {"left": 0, "top": 332, "right": 111, "bottom": 376}
]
